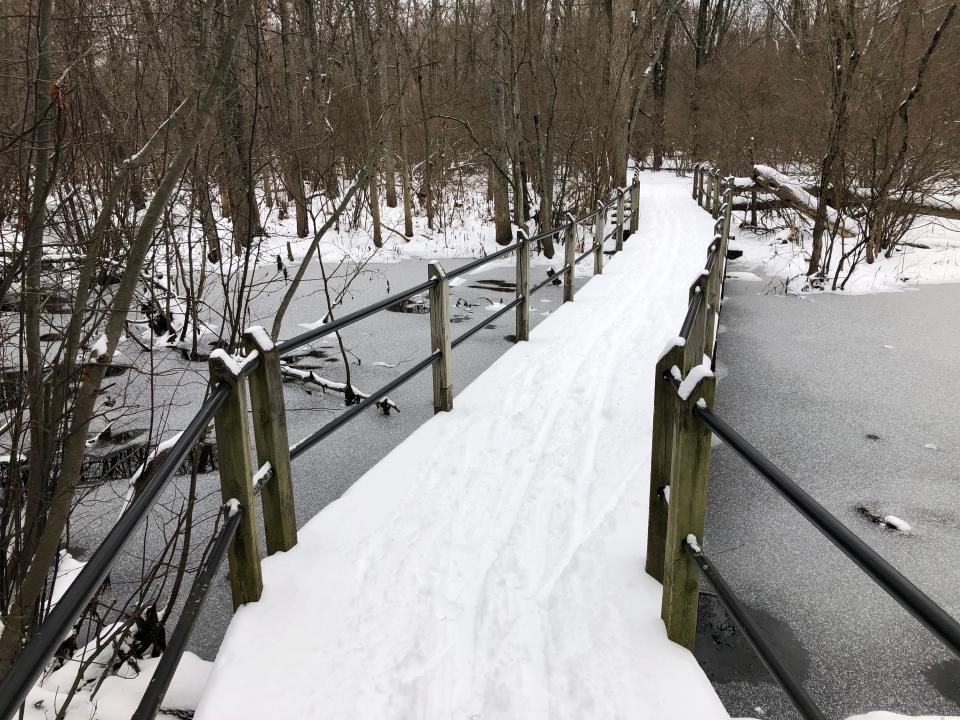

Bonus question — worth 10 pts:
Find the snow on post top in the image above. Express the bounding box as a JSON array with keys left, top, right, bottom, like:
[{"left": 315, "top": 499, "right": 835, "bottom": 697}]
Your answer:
[
  {"left": 244, "top": 325, "right": 275, "bottom": 352},
  {"left": 658, "top": 336, "right": 686, "bottom": 361},
  {"left": 209, "top": 348, "right": 243, "bottom": 377},
  {"left": 678, "top": 363, "right": 714, "bottom": 401}
]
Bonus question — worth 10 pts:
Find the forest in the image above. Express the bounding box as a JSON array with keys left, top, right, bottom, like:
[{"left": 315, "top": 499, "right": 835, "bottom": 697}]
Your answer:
[{"left": 1, "top": 0, "right": 958, "bottom": 714}]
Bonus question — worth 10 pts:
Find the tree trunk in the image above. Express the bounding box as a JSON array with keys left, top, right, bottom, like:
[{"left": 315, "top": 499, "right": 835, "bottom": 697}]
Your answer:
[
  {"left": 490, "top": 0, "right": 513, "bottom": 245},
  {"left": 380, "top": 42, "right": 398, "bottom": 209},
  {"left": 397, "top": 59, "right": 415, "bottom": 238},
  {"left": 652, "top": 13, "right": 676, "bottom": 171},
  {"left": 415, "top": 63, "right": 434, "bottom": 229},
  {"left": 0, "top": 0, "right": 257, "bottom": 672}
]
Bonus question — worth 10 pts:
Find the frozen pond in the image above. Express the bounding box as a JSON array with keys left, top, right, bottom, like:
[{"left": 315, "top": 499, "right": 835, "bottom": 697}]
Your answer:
[
  {"left": 697, "top": 275, "right": 960, "bottom": 718},
  {"left": 68, "top": 252, "right": 591, "bottom": 658}
]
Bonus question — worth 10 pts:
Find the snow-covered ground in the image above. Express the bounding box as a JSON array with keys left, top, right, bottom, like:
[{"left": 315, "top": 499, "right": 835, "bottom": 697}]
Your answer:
[
  {"left": 195, "top": 172, "right": 728, "bottom": 719},
  {"left": 728, "top": 180, "right": 960, "bottom": 295},
  {"left": 23, "top": 650, "right": 209, "bottom": 720}
]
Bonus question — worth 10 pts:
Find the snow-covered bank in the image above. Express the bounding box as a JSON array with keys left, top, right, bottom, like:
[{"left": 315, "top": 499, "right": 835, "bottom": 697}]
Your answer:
[
  {"left": 195, "top": 173, "right": 727, "bottom": 718},
  {"left": 22, "top": 651, "right": 210, "bottom": 720},
  {"left": 732, "top": 213, "right": 960, "bottom": 294}
]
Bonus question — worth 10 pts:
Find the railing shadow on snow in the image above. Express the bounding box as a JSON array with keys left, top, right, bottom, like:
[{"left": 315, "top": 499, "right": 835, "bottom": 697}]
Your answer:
[
  {"left": 648, "top": 165, "right": 960, "bottom": 720},
  {"left": 0, "top": 181, "right": 641, "bottom": 719}
]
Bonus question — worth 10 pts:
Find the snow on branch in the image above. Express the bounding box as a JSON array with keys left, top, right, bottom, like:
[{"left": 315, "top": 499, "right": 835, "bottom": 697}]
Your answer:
[{"left": 281, "top": 365, "right": 399, "bottom": 414}]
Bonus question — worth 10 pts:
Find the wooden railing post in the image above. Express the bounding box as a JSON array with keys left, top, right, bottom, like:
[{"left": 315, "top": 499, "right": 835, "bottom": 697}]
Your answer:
[
  {"left": 593, "top": 202, "right": 604, "bottom": 275},
  {"left": 243, "top": 328, "right": 298, "bottom": 555},
  {"left": 712, "top": 170, "right": 721, "bottom": 219},
  {"left": 692, "top": 164, "right": 700, "bottom": 200},
  {"left": 208, "top": 353, "right": 263, "bottom": 609},
  {"left": 660, "top": 277, "right": 715, "bottom": 650},
  {"left": 704, "top": 170, "right": 712, "bottom": 212},
  {"left": 646, "top": 337, "right": 684, "bottom": 583},
  {"left": 661, "top": 365, "right": 716, "bottom": 650},
  {"left": 685, "top": 278, "right": 709, "bottom": 373},
  {"left": 615, "top": 190, "right": 625, "bottom": 252},
  {"left": 563, "top": 214, "right": 576, "bottom": 303},
  {"left": 630, "top": 181, "right": 640, "bottom": 233},
  {"left": 515, "top": 230, "right": 530, "bottom": 341},
  {"left": 722, "top": 181, "right": 734, "bottom": 249},
  {"left": 428, "top": 261, "right": 453, "bottom": 410},
  {"left": 703, "top": 240, "right": 722, "bottom": 361}
]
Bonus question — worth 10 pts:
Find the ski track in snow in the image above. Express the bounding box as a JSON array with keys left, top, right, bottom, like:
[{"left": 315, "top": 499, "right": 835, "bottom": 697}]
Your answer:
[{"left": 195, "top": 173, "right": 728, "bottom": 719}]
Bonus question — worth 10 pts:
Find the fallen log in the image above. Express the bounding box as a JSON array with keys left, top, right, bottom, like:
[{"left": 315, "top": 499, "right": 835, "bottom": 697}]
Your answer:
[{"left": 752, "top": 165, "right": 858, "bottom": 237}]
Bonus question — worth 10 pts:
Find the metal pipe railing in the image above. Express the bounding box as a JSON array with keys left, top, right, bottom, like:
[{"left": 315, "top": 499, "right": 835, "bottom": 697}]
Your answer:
[
  {"left": 131, "top": 505, "right": 242, "bottom": 720},
  {"left": 0, "top": 383, "right": 233, "bottom": 719},
  {"left": 289, "top": 351, "right": 440, "bottom": 460},
  {"left": 276, "top": 278, "right": 440, "bottom": 356},
  {"left": 0, "top": 179, "right": 641, "bottom": 720},
  {"left": 276, "top": 181, "right": 639, "bottom": 357},
  {"left": 529, "top": 267, "right": 567, "bottom": 295},
  {"left": 574, "top": 246, "right": 596, "bottom": 265},
  {"left": 451, "top": 297, "right": 523, "bottom": 349},
  {"left": 445, "top": 240, "right": 523, "bottom": 280},
  {"left": 692, "top": 404, "right": 960, "bottom": 660},
  {"left": 678, "top": 288, "right": 704, "bottom": 340},
  {"left": 684, "top": 537, "right": 828, "bottom": 720}
]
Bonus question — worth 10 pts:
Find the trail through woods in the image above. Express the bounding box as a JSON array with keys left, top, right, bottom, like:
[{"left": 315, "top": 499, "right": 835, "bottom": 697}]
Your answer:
[{"left": 195, "top": 174, "right": 729, "bottom": 719}]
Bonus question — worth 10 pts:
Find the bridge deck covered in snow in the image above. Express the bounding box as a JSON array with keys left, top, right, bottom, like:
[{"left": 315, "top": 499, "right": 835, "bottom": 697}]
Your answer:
[{"left": 195, "top": 173, "right": 728, "bottom": 719}]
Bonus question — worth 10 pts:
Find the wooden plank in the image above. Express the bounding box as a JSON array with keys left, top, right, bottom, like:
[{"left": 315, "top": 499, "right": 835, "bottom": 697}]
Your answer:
[
  {"left": 684, "top": 278, "right": 709, "bottom": 374},
  {"left": 208, "top": 354, "right": 263, "bottom": 609},
  {"left": 243, "top": 328, "right": 298, "bottom": 555},
  {"left": 661, "top": 372, "right": 716, "bottom": 650},
  {"left": 630, "top": 181, "right": 640, "bottom": 233},
  {"left": 703, "top": 242, "right": 721, "bottom": 361},
  {"left": 515, "top": 232, "right": 530, "bottom": 341},
  {"left": 428, "top": 261, "right": 453, "bottom": 410},
  {"left": 711, "top": 170, "right": 721, "bottom": 219},
  {"left": 645, "top": 341, "right": 684, "bottom": 583},
  {"left": 563, "top": 215, "right": 576, "bottom": 303}
]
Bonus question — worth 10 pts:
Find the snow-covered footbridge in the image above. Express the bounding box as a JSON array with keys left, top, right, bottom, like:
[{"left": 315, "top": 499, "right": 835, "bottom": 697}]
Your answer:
[{"left": 194, "top": 173, "right": 729, "bottom": 718}]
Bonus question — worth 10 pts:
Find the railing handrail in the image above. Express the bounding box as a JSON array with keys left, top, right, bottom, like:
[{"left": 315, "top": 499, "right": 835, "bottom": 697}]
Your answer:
[
  {"left": 683, "top": 537, "right": 828, "bottom": 720},
  {"left": 278, "top": 181, "right": 639, "bottom": 355},
  {"left": 0, "top": 383, "right": 232, "bottom": 719},
  {"left": 692, "top": 402, "right": 960, "bottom": 657},
  {"left": 0, "top": 179, "right": 639, "bottom": 720}
]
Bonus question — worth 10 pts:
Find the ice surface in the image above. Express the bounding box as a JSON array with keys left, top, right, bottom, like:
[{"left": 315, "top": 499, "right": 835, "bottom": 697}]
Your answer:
[
  {"left": 708, "top": 279, "right": 960, "bottom": 716},
  {"left": 196, "top": 173, "right": 728, "bottom": 720}
]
